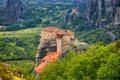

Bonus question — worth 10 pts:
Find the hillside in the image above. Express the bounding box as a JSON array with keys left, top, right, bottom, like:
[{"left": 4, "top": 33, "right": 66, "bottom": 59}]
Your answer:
[
  {"left": 0, "top": 27, "right": 40, "bottom": 61},
  {"left": 0, "top": 62, "right": 24, "bottom": 80},
  {"left": 0, "top": 28, "right": 39, "bottom": 79},
  {"left": 0, "top": 0, "right": 74, "bottom": 30},
  {"left": 0, "top": 0, "right": 87, "bottom": 30},
  {"left": 39, "top": 41, "right": 120, "bottom": 80},
  {"left": 1, "top": 41, "right": 120, "bottom": 80}
]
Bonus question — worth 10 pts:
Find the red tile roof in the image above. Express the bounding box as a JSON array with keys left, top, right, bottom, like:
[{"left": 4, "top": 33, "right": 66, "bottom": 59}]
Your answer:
[
  {"left": 41, "top": 27, "right": 59, "bottom": 32},
  {"left": 56, "top": 29, "right": 65, "bottom": 35},
  {"left": 65, "top": 30, "right": 74, "bottom": 36},
  {"left": 42, "top": 52, "right": 61, "bottom": 62},
  {"left": 41, "top": 27, "right": 74, "bottom": 36},
  {"left": 35, "top": 52, "right": 61, "bottom": 74},
  {"left": 35, "top": 62, "right": 47, "bottom": 74}
]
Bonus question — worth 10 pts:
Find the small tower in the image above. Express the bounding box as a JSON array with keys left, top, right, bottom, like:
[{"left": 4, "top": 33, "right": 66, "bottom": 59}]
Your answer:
[{"left": 56, "top": 30, "right": 64, "bottom": 53}]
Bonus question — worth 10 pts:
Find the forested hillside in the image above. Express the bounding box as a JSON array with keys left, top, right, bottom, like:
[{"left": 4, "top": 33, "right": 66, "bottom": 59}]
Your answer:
[
  {"left": 0, "top": 28, "right": 40, "bottom": 61},
  {"left": 0, "top": 28, "right": 40, "bottom": 79}
]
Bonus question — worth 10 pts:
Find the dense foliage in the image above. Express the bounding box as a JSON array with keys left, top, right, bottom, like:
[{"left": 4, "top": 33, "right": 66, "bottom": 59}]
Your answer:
[
  {"left": 6, "top": 60, "right": 34, "bottom": 75},
  {"left": 0, "top": 28, "right": 40, "bottom": 61},
  {"left": 39, "top": 42, "right": 120, "bottom": 80},
  {"left": 77, "top": 28, "right": 111, "bottom": 44}
]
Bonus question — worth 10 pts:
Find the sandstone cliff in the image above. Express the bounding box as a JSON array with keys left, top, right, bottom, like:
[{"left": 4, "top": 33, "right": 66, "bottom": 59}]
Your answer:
[
  {"left": 64, "top": 8, "right": 80, "bottom": 24},
  {"left": 86, "top": 0, "right": 120, "bottom": 28},
  {"left": 0, "top": 0, "right": 24, "bottom": 22},
  {"left": 86, "top": 0, "right": 120, "bottom": 42},
  {"left": 64, "top": 0, "right": 87, "bottom": 25}
]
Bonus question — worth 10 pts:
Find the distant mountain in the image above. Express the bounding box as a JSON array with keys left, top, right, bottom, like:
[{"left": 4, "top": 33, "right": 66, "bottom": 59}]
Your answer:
[{"left": 0, "top": 0, "right": 24, "bottom": 23}]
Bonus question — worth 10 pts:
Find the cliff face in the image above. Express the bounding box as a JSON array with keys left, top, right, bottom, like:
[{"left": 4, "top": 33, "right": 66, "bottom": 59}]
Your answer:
[
  {"left": 64, "top": 8, "right": 80, "bottom": 24},
  {"left": 86, "top": 0, "right": 120, "bottom": 28},
  {"left": 64, "top": 0, "right": 87, "bottom": 24},
  {"left": 0, "top": 0, "right": 24, "bottom": 22}
]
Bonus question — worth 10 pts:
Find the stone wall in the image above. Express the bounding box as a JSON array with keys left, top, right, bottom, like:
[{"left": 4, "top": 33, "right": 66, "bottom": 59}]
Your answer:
[
  {"left": 63, "top": 35, "right": 71, "bottom": 43},
  {"left": 35, "top": 39, "right": 57, "bottom": 66},
  {"left": 40, "top": 31, "right": 56, "bottom": 43}
]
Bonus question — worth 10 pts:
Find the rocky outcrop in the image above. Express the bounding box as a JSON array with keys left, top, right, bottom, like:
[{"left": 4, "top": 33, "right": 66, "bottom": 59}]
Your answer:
[
  {"left": 64, "top": 8, "right": 80, "bottom": 24},
  {"left": 86, "top": 0, "right": 120, "bottom": 28},
  {"left": 35, "top": 39, "right": 57, "bottom": 66},
  {"left": 0, "top": 0, "right": 24, "bottom": 22},
  {"left": 86, "top": 0, "right": 120, "bottom": 42},
  {"left": 114, "top": 7, "right": 120, "bottom": 27},
  {"left": 0, "top": 62, "right": 24, "bottom": 80},
  {"left": 59, "top": 44, "right": 90, "bottom": 60},
  {"left": 64, "top": 0, "right": 87, "bottom": 24}
]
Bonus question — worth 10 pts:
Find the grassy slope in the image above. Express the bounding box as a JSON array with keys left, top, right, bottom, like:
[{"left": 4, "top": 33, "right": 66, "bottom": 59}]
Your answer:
[
  {"left": 0, "top": 27, "right": 41, "bottom": 61},
  {"left": 0, "top": 27, "right": 40, "bottom": 38}
]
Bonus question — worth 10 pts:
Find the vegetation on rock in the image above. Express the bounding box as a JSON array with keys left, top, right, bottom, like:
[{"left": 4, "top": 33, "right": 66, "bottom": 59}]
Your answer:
[{"left": 0, "top": 62, "right": 24, "bottom": 80}]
